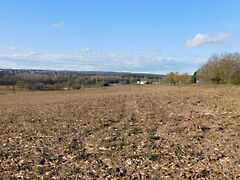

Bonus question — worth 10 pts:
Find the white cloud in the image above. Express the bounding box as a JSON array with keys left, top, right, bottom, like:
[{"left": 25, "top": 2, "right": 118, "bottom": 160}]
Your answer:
[
  {"left": 80, "top": 48, "right": 92, "bottom": 52},
  {"left": 53, "top": 22, "right": 65, "bottom": 28},
  {"left": 186, "top": 33, "right": 230, "bottom": 47},
  {"left": 2, "top": 51, "right": 41, "bottom": 59},
  {"left": 1, "top": 46, "right": 17, "bottom": 50},
  {"left": 0, "top": 59, "right": 18, "bottom": 68}
]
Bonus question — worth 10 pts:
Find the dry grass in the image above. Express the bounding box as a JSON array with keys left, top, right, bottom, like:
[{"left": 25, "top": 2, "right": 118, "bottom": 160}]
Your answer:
[{"left": 0, "top": 85, "right": 240, "bottom": 179}]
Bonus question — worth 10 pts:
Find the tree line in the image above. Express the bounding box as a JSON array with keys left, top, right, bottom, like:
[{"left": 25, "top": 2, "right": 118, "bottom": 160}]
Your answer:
[{"left": 0, "top": 73, "right": 161, "bottom": 91}]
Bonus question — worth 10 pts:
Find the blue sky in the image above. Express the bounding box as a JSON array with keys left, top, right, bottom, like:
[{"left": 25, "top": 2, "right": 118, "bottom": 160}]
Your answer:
[{"left": 1, "top": 0, "right": 240, "bottom": 74}]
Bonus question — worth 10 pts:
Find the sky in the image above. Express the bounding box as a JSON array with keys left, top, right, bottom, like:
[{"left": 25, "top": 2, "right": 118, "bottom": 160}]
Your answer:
[{"left": 1, "top": 0, "right": 240, "bottom": 74}]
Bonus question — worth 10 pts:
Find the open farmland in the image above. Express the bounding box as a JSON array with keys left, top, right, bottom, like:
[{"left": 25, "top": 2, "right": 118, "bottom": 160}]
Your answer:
[{"left": 0, "top": 85, "right": 240, "bottom": 179}]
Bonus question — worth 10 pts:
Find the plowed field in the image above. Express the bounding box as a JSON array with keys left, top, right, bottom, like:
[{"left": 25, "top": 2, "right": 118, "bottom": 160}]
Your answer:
[{"left": 0, "top": 85, "right": 240, "bottom": 179}]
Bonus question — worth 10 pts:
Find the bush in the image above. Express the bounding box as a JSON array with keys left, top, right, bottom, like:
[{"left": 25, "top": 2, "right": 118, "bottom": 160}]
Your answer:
[
  {"left": 232, "top": 73, "right": 240, "bottom": 85},
  {"left": 16, "top": 81, "right": 24, "bottom": 88},
  {"left": 72, "top": 84, "right": 81, "bottom": 89},
  {"left": 100, "top": 81, "right": 109, "bottom": 87},
  {"left": 32, "top": 83, "right": 45, "bottom": 90}
]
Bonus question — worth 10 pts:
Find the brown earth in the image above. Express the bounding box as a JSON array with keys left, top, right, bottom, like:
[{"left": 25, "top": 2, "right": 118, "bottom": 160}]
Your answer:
[{"left": 0, "top": 85, "right": 240, "bottom": 179}]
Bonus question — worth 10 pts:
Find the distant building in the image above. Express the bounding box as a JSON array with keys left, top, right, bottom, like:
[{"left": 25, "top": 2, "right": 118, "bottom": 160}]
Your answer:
[
  {"left": 63, "top": 87, "right": 70, "bottom": 91},
  {"left": 137, "top": 81, "right": 148, "bottom": 85}
]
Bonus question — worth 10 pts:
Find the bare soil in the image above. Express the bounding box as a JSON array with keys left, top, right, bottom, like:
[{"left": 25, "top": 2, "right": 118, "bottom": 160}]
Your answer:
[{"left": 0, "top": 85, "right": 240, "bottom": 179}]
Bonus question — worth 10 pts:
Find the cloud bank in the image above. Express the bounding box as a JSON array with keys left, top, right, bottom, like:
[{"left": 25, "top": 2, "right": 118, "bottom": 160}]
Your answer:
[
  {"left": 0, "top": 52, "right": 200, "bottom": 74},
  {"left": 186, "top": 33, "right": 230, "bottom": 47}
]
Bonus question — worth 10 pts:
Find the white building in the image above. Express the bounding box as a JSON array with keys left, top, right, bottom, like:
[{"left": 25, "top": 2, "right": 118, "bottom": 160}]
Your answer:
[{"left": 137, "top": 81, "right": 148, "bottom": 85}]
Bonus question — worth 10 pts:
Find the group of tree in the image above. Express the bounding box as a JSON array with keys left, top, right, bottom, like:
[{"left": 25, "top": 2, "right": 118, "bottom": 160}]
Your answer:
[
  {"left": 0, "top": 73, "right": 161, "bottom": 91},
  {"left": 197, "top": 53, "right": 240, "bottom": 85},
  {"left": 162, "top": 52, "right": 240, "bottom": 86},
  {"left": 161, "top": 72, "right": 193, "bottom": 85}
]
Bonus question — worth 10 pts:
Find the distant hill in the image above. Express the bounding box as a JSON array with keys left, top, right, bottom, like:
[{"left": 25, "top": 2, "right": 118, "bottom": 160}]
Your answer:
[{"left": 0, "top": 69, "right": 164, "bottom": 79}]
